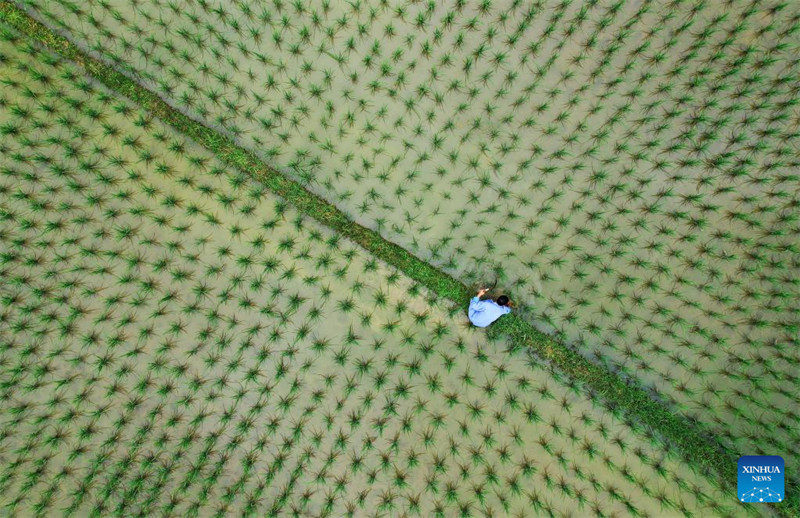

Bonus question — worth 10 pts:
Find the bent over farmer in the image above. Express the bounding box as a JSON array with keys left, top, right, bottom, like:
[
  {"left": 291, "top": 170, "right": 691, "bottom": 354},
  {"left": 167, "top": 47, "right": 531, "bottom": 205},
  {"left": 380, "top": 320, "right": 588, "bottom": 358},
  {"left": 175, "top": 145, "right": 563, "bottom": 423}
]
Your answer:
[{"left": 468, "top": 288, "right": 512, "bottom": 328}]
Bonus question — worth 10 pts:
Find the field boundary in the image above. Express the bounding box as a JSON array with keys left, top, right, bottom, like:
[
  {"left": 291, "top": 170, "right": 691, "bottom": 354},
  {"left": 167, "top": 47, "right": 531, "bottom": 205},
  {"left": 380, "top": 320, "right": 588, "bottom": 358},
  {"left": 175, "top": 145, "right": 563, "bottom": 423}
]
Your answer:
[{"left": 4, "top": 1, "right": 785, "bottom": 513}]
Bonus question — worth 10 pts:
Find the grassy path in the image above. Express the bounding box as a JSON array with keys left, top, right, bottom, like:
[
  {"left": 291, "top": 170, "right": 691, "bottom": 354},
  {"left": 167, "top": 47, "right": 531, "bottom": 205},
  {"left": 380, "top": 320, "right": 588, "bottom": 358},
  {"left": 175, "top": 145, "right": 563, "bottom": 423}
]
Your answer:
[{"left": 2, "top": 1, "right": 788, "bottom": 513}]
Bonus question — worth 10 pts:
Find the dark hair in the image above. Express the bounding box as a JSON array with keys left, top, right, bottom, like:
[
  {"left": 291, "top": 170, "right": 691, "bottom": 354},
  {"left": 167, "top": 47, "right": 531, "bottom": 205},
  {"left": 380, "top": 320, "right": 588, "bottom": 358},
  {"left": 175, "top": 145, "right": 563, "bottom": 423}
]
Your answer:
[{"left": 496, "top": 295, "right": 509, "bottom": 306}]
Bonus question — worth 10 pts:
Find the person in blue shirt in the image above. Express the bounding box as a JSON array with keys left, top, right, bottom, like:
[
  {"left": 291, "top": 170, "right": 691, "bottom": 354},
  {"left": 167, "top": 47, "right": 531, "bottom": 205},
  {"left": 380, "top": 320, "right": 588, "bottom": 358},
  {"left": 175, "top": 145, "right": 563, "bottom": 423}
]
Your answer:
[{"left": 468, "top": 288, "right": 512, "bottom": 327}]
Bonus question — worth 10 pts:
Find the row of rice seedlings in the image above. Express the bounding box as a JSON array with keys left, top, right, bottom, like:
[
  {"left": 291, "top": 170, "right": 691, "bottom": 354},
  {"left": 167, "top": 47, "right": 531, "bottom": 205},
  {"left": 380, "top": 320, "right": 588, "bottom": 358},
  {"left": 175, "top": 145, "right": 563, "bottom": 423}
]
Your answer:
[{"left": 0, "top": 32, "right": 748, "bottom": 517}]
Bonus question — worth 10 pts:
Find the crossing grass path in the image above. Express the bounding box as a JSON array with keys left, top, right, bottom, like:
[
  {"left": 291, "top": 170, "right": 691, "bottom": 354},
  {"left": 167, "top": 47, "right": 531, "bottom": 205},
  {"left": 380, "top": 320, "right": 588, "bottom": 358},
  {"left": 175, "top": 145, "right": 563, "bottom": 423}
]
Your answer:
[{"left": 0, "top": 2, "right": 794, "bottom": 515}]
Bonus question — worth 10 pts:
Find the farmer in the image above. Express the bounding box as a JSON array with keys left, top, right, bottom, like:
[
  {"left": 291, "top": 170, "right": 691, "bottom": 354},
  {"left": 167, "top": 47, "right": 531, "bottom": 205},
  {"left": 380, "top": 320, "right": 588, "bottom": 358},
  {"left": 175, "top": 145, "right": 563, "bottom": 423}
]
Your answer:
[{"left": 468, "top": 288, "right": 512, "bottom": 328}]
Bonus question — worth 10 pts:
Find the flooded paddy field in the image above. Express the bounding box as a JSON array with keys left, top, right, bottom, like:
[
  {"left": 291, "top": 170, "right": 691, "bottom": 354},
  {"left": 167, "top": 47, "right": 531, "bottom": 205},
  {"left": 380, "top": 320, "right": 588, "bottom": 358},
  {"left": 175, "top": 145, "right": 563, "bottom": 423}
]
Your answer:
[{"left": 2, "top": 0, "right": 799, "bottom": 515}]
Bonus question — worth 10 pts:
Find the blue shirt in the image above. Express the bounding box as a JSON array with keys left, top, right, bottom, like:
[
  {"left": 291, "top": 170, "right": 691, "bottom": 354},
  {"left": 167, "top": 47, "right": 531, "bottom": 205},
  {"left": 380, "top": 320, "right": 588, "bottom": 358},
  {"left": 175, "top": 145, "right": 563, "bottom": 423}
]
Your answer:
[{"left": 468, "top": 297, "right": 511, "bottom": 327}]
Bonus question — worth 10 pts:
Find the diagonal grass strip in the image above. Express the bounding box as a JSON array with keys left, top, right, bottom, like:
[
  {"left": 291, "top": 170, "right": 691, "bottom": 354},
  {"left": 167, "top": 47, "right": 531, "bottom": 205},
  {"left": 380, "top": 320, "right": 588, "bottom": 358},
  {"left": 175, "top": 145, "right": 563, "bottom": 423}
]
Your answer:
[{"left": 2, "top": 2, "right": 792, "bottom": 514}]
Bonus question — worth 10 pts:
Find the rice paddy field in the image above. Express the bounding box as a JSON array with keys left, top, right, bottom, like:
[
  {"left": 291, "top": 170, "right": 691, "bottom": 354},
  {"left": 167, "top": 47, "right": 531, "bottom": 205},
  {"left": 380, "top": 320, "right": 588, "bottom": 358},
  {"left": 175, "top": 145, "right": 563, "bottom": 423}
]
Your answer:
[{"left": 0, "top": 0, "right": 798, "bottom": 516}]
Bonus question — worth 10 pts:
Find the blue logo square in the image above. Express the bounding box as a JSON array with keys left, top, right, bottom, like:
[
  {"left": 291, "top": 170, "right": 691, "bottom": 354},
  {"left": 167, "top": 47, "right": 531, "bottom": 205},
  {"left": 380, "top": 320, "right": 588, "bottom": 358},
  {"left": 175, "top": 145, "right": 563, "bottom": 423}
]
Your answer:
[{"left": 738, "top": 455, "right": 784, "bottom": 503}]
